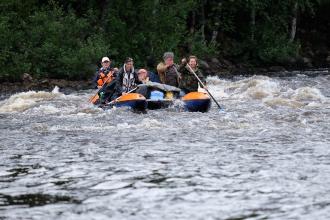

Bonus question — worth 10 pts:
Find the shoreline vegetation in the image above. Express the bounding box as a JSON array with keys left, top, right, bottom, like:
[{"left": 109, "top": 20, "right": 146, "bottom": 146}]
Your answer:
[
  {"left": 0, "top": 0, "right": 329, "bottom": 87},
  {"left": 1, "top": 65, "right": 329, "bottom": 95}
]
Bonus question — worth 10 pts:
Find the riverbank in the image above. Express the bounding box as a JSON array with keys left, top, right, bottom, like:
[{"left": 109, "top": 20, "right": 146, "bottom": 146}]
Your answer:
[
  {"left": 0, "top": 67, "right": 329, "bottom": 96},
  {"left": 201, "top": 56, "right": 330, "bottom": 78},
  {"left": 0, "top": 78, "right": 92, "bottom": 97}
]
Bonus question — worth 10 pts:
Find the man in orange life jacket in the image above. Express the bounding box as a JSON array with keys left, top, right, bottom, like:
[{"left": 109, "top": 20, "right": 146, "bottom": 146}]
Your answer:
[
  {"left": 93, "top": 57, "right": 118, "bottom": 89},
  {"left": 94, "top": 57, "right": 119, "bottom": 103}
]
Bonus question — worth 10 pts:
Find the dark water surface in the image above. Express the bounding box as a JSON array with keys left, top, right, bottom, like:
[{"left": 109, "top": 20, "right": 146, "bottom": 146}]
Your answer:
[{"left": 1, "top": 73, "right": 330, "bottom": 219}]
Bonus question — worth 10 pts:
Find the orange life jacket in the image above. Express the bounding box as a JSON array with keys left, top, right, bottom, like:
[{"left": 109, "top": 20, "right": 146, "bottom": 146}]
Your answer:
[{"left": 97, "top": 71, "right": 115, "bottom": 87}]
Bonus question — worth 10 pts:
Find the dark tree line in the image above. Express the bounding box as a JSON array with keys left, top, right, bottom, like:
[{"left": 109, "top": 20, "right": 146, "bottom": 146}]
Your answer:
[{"left": 0, "top": 0, "right": 329, "bottom": 81}]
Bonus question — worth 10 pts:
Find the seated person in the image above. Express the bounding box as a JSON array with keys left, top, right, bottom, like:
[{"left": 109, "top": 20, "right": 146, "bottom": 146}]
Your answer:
[
  {"left": 113, "top": 57, "right": 142, "bottom": 99},
  {"left": 137, "top": 68, "right": 161, "bottom": 83},
  {"left": 156, "top": 52, "right": 180, "bottom": 87},
  {"left": 179, "top": 55, "right": 206, "bottom": 95},
  {"left": 93, "top": 57, "right": 118, "bottom": 89},
  {"left": 137, "top": 68, "right": 181, "bottom": 99}
]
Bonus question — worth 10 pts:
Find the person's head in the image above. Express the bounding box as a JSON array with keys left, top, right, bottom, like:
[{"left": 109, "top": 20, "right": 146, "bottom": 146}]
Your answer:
[
  {"left": 188, "top": 55, "right": 198, "bottom": 69},
  {"left": 163, "top": 52, "right": 174, "bottom": 66},
  {"left": 101, "top": 57, "right": 111, "bottom": 68},
  {"left": 138, "top": 69, "right": 148, "bottom": 82},
  {"left": 124, "top": 57, "right": 134, "bottom": 71}
]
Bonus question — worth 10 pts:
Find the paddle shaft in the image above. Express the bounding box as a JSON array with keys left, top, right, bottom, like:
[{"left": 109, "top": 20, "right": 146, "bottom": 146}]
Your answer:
[
  {"left": 186, "top": 64, "right": 222, "bottom": 110},
  {"left": 108, "top": 87, "right": 138, "bottom": 105},
  {"left": 89, "top": 72, "right": 114, "bottom": 103}
]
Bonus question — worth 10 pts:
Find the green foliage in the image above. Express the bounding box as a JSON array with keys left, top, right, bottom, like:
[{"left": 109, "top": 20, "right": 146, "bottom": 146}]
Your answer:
[
  {"left": 0, "top": 1, "right": 108, "bottom": 81},
  {"left": 25, "top": 5, "right": 108, "bottom": 79},
  {"left": 188, "top": 31, "right": 219, "bottom": 58},
  {"left": 256, "top": 28, "right": 300, "bottom": 63},
  {"left": 102, "top": 0, "right": 196, "bottom": 66},
  {"left": 0, "top": 0, "right": 327, "bottom": 81}
]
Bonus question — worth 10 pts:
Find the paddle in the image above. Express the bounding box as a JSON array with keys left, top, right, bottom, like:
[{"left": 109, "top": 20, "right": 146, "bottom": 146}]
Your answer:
[
  {"left": 186, "top": 64, "right": 223, "bottom": 110},
  {"left": 105, "top": 87, "right": 138, "bottom": 106},
  {"left": 89, "top": 73, "right": 114, "bottom": 104}
]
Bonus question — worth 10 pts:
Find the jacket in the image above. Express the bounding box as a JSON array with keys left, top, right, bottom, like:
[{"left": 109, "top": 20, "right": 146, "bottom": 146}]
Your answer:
[
  {"left": 148, "top": 71, "right": 161, "bottom": 83},
  {"left": 178, "top": 64, "right": 205, "bottom": 93},
  {"left": 93, "top": 67, "right": 116, "bottom": 88},
  {"left": 157, "top": 62, "right": 180, "bottom": 87},
  {"left": 114, "top": 65, "right": 142, "bottom": 96}
]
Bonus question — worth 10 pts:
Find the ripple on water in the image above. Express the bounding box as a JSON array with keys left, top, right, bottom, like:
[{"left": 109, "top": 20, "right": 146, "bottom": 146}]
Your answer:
[{"left": 0, "top": 74, "right": 330, "bottom": 219}]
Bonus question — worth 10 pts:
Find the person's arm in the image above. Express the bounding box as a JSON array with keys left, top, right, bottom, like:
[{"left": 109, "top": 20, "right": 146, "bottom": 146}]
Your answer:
[
  {"left": 157, "top": 63, "right": 167, "bottom": 83},
  {"left": 178, "top": 58, "right": 187, "bottom": 72},
  {"left": 157, "top": 62, "right": 167, "bottom": 73},
  {"left": 173, "top": 64, "right": 182, "bottom": 85}
]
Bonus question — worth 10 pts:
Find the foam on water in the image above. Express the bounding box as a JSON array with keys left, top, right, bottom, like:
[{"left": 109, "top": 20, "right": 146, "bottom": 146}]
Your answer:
[
  {"left": 0, "top": 89, "right": 63, "bottom": 113},
  {"left": 1, "top": 74, "right": 330, "bottom": 220},
  {"left": 206, "top": 75, "right": 327, "bottom": 109},
  {"left": 0, "top": 86, "right": 64, "bottom": 113},
  {"left": 0, "top": 76, "right": 330, "bottom": 219},
  {"left": 52, "top": 86, "right": 60, "bottom": 94},
  {"left": 1, "top": 75, "right": 326, "bottom": 115},
  {"left": 116, "top": 118, "right": 163, "bottom": 130},
  {"left": 291, "top": 87, "right": 325, "bottom": 102},
  {"left": 0, "top": 86, "right": 105, "bottom": 116},
  {"left": 263, "top": 97, "right": 305, "bottom": 109},
  {"left": 205, "top": 76, "right": 229, "bottom": 99}
]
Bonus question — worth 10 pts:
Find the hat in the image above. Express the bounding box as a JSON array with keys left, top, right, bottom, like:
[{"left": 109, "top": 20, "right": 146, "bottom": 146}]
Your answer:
[
  {"left": 101, "top": 57, "right": 110, "bottom": 63},
  {"left": 163, "top": 52, "right": 174, "bottom": 60}
]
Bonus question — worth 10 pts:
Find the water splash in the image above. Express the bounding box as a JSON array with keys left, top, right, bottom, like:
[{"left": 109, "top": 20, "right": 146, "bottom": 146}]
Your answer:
[
  {"left": 0, "top": 74, "right": 330, "bottom": 220},
  {"left": 0, "top": 90, "right": 62, "bottom": 113},
  {"left": 291, "top": 87, "right": 325, "bottom": 102},
  {"left": 207, "top": 75, "right": 327, "bottom": 109}
]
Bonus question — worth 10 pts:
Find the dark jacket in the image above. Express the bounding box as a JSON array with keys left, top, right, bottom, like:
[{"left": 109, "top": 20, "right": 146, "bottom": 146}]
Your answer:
[
  {"left": 178, "top": 64, "right": 205, "bottom": 93},
  {"left": 148, "top": 71, "right": 161, "bottom": 83},
  {"left": 157, "top": 62, "right": 180, "bottom": 87},
  {"left": 114, "top": 66, "right": 141, "bottom": 96}
]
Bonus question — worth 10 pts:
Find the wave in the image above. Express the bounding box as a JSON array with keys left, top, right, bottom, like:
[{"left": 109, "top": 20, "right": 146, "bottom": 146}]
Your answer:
[
  {"left": 206, "top": 75, "right": 327, "bottom": 108},
  {"left": 0, "top": 87, "right": 63, "bottom": 113},
  {"left": 0, "top": 76, "right": 328, "bottom": 114}
]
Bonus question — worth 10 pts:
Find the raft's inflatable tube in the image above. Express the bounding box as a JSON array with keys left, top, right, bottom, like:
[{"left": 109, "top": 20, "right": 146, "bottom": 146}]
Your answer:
[
  {"left": 113, "top": 93, "right": 147, "bottom": 111},
  {"left": 182, "top": 92, "right": 211, "bottom": 112}
]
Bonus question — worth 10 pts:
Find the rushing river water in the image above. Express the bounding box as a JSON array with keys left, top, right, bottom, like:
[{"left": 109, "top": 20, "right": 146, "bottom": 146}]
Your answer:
[{"left": 0, "top": 72, "right": 330, "bottom": 220}]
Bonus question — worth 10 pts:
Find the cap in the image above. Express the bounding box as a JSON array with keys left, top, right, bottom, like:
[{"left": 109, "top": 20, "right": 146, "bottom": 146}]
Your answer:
[
  {"left": 163, "top": 52, "right": 174, "bottom": 60},
  {"left": 101, "top": 57, "right": 110, "bottom": 63}
]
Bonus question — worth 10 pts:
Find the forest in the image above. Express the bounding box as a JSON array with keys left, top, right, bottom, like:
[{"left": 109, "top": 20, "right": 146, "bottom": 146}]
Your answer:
[{"left": 0, "top": 0, "right": 329, "bottom": 82}]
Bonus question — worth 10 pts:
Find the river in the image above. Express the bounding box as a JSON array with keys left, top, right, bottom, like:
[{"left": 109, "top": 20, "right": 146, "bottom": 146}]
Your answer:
[{"left": 0, "top": 72, "right": 330, "bottom": 219}]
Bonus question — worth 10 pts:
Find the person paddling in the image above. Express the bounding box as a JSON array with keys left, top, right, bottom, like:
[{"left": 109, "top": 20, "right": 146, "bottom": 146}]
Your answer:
[
  {"left": 113, "top": 57, "right": 142, "bottom": 98},
  {"left": 179, "top": 55, "right": 206, "bottom": 95},
  {"left": 156, "top": 52, "right": 181, "bottom": 87},
  {"left": 93, "top": 57, "right": 118, "bottom": 89}
]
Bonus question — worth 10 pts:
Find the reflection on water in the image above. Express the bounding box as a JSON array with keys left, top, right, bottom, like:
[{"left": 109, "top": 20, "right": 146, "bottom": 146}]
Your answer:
[{"left": 0, "top": 73, "right": 330, "bottom": 219}]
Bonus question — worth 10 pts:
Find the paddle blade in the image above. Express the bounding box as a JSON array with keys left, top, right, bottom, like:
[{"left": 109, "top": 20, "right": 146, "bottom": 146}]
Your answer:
[{"left": 218, "top": 108, "right": 225, "bottom": 113}]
